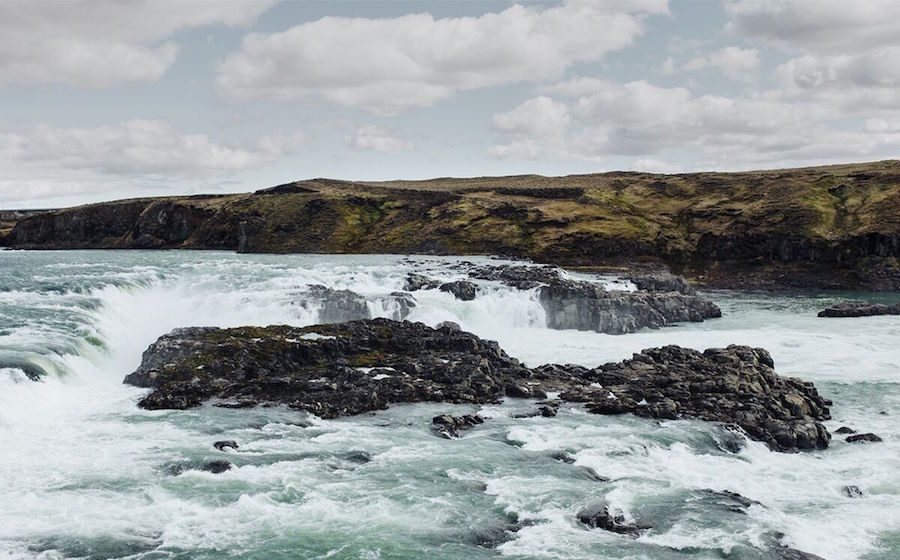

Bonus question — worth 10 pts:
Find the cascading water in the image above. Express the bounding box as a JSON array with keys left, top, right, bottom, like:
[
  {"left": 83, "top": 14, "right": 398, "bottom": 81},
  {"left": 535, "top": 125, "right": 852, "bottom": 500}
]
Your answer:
[{"left": 0, "top": 250, "right": 898, "bottom": 560}]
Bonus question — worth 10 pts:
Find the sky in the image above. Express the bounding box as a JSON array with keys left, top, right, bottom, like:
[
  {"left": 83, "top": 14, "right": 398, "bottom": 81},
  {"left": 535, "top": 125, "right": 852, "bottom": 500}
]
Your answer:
[{"left": 2, "top": 0, "right": 900, "bottom": 209}]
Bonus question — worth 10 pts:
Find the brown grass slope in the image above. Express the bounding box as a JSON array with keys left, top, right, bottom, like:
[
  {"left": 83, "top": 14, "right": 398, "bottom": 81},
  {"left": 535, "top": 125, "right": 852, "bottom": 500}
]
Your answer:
[{"left": 3, "top": 161, "right": 900, "bottom": 290}]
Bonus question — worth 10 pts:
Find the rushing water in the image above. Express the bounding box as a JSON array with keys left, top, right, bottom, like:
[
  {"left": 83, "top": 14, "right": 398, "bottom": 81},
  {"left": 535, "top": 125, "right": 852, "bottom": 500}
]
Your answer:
[{"left": 0, "top": 250, "right": 898, "bottom": 560}]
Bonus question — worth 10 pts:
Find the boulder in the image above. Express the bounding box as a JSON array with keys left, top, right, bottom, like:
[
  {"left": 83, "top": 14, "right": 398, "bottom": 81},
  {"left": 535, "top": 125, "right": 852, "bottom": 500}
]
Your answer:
[
  {"left": 842, "top": 485, "right": 863, "bottom": 498},
  {"left": 539, "top": 280, "right": 721, "bottom": 334},
  {"left": 818, "top": 302, "right": 900, "bottom": 317},
  {"left": 201, "top": 460, "right": 232, "bottom": 474},
  {"left": 439, "top": 280, "right": 477, "bottom": 301},
  {"left": 834, "top": 426, "right": 856, "bottom": 434},
  {"left": 213, "top": 440, "right": 238, "bottom": 451}
]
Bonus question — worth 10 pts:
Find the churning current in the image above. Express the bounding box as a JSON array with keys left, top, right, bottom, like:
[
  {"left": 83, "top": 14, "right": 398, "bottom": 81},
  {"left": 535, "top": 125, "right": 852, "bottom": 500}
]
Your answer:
[{"left": 0, "top": 250, "right": 898, "bottom": 560}]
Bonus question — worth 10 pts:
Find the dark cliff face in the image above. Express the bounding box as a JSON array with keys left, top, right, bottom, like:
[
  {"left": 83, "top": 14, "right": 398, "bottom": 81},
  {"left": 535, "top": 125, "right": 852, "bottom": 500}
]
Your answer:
[{"left": 4, "top": 161, "right": 900, "bottom": 290}]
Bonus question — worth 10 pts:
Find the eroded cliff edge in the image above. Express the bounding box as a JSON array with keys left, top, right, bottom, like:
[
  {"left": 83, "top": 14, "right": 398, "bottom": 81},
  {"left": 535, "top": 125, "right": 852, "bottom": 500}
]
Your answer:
[{"left": 4, "top": 161, "right": 899, "bottom": 290}]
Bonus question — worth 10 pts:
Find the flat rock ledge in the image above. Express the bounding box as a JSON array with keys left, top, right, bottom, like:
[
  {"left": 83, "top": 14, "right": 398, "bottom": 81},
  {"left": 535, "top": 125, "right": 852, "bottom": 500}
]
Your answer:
[
  {"left": 818, "top": 302, "right": 900, "bottom": 317},
  {"left": 124, "top": 319, "right": 830, "bottom": 452}
]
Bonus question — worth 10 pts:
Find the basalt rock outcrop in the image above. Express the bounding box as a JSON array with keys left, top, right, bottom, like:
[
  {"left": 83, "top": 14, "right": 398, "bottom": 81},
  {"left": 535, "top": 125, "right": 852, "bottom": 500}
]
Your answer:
[
  {"left": 439, "top": 280, "right": 477, "bottom": 301},
  {"left": 457, "top": 263, "right": 721, "bottom": 334},
  {"left": 552, "top": 345, "right": 832, "bottom": 452},
  {"left": 124, "top": 319, "right": 831, "bottom": 452},
  {"left": 817, "top": 302, "right": 900, "bottom": 317}
]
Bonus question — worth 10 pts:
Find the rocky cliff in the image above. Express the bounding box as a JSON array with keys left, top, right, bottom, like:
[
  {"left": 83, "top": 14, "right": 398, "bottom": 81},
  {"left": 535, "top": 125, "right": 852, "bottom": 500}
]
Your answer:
[{"left": 4, "top": 161, "right": 900, "bottom": 290}]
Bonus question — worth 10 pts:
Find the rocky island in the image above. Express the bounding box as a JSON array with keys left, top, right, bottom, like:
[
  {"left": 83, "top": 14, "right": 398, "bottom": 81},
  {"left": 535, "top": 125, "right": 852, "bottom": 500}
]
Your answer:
[{"left": 125, "top": 318, "right": 832, "bottom": 452}]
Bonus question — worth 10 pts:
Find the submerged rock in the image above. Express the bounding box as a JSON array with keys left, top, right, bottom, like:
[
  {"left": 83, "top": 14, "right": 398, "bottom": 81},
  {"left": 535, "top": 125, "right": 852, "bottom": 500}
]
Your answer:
[
  {"left": 845, "top": 433, "right": 882, "bottom": 443},
  {"left": 576, "top": 501, "right": 647, "bottom": 535},
  {"left": 818, "top": 302, "right": 900, "bottom": 317},
  {"left": 125, "top": 319, "right": 831, "bottom": 452},
  {"left": 439, "top": 280, "right": 477, "bottom": 301},
  {"left": 213, "top": 440, "right": 238, "bottom": 451},
  {"left": 201, "top": 460, "right": 232, "bottom": 474},
  {"left": 842, "top": 485, "right": 863, "bottom": 498}
]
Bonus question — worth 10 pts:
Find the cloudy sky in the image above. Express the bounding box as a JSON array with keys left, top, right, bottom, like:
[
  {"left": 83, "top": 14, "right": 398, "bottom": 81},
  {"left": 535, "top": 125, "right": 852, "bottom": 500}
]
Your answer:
[{"left": 2, "top": 0, "right": 900, "bottom": 208}]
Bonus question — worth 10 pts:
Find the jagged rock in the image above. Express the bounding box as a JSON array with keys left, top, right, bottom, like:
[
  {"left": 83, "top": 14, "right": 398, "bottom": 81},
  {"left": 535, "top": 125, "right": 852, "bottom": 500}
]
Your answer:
[
  {"left": 403, "top": 273, "right": 441, "bottom": 291},
  {"left": 818, "top": 302, "right": 900, "bottom": 317},
  {"left": 213, "top": 440, "right": 238, "bottom": 451},
  {"left": 124, "top": 320, "right": 831, "bottom": 452},
  {"left": 549, "top": 451, "right": 576, "bottom": 464},
  {"left": 539, "top": 279, "right": 721, "bottom": 334},
  {"left": 439, "top": 280, "right": 477, "bottom": 301},
  {"left": 566, "top": 345, "right": 832, "bottom": 452},
  {"left": 432, "top": 414, "right": 484, "bottom": 439},
  {"left": 846, "top": 433, "right": 882, "bottom": 443},
  {"left": 301, "top": 285, "right": 370, "bottom": 324},
  {"left": 834, "top": 426, "right": 856, "bottom": 434},
  {"left": 576, "top": 501, "right": 647, "bottom": 534},
  {"left": 842, "top": 485, "right": 863, "bottom": 498},
  {"left": 343, "top": 451, "right": 373, "bottom": 464},
  {"left": 436, "top": 321, "right": 461, "bottom": 331},
  {"left": 627, "top": 271, "right": 697, "bottom": 295}
]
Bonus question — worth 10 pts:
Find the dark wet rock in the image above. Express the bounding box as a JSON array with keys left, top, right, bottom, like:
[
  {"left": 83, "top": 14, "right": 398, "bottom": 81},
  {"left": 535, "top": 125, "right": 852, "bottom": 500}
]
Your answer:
[
  {"left": 439, "top": 280, "right": 477, "bottom": 301},
  {"left": 714, "top": 427, "right": 747, "bottom": 453},
  {"left": 343, "top": 451, "right": 373, "bottom": 464},
  {"left": 627, "top": 271, "right": 698, "bottom": 295},
  {"left": 539, "top": 404, "right": 558, "bottom": 417},
  {"left": 432, "top": 414, "right": 485, "bottom": 439},
  {"left": 201, "top": 460, "right": 232, "bottom": 474},
  {"left": 775, "top": 545, "right": 827, "bottom": 560},
  {"left": 469, "top": 515, "right": 533, "bottom": 549},
  {"left": 403, "top": 273, "right": 441, "bottom": 291},
  {"left": 842, "top": 485, "right": 863, "bottom": 498},
  {"left": 846, "top": 433, "right": 882, "bottom": 443},
  {"left": 834, "top": 426, "right": 856, "bottom": 434},
  {"left": 213, "top": 440, "right": 238, "bottom": 451},
  {"left": 701, "top": 489, "right": 759, "bottom": 513},
  {"left": 503, "top": 382, "right": 532, "bottom": 398},
  {"left": 549, "top": 451, "right": 576, "bottom": 464},
  {"left": 573, "top": 345, "right": 832, "bottom": 452},
  {"left": 301, "top": 285, "right": 370, "bottom": 323},
  {"left": 436, "top": 321, "right": 461, "bottom": 331},
  {"left": 125, "top": 320, "right": 830, "bottom": 452},
  {"left": 576, "top": 501, "right": 647, "bottom": 534},
  {"left": 818, "top": 302, "right": 900, "bottom": 318},
  {"left": 540, "top": 280, "right": 721, "bottom": 334}
]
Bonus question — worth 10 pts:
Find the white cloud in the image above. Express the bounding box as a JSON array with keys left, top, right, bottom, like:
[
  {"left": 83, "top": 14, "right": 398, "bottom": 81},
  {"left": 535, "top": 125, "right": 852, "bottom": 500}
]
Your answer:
[
  {"left": 0, "top": 1, "right": 275, "bottom": 88},
  {"left": 776, "top": 48, "right": 900, "bottom": 91},
  {"left": 215, "top": 1, "right": 669, "bottom": 115},
  {"left": 0, "top": 120, "right": 297, "bottom": 176},
  {"left": 492, "top": 96, "right": 570, "bottom": 136},
  {"left": 683, "top": 46, "right": 760, "bottom": 81},
  {"left": 725, "top": 0, "right": 900, "bottom": 52},
  {"left": 489, "top": 78, "right": 900, "bottom": 169},
  {"left": 348, "top": 126, "right": 412, "bottom": 152}
]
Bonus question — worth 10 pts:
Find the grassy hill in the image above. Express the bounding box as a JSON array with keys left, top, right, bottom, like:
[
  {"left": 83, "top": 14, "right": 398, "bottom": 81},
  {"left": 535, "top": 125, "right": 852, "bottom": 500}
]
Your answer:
[{"left": 4, "top": 160, "right": 899, "bottom": 290}]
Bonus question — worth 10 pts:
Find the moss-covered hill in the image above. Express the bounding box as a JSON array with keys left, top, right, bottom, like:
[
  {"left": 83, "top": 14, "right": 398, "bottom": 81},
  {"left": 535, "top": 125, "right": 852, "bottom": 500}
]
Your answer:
[{"left": 3, "top": 161, "right": 900, "bottom": 290}]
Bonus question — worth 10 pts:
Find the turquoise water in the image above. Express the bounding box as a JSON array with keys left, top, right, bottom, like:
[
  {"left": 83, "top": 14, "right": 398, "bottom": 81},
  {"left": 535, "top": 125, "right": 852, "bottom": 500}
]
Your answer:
[{"left": 0, "top": 250, "right": 898, "bottom": 560}]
